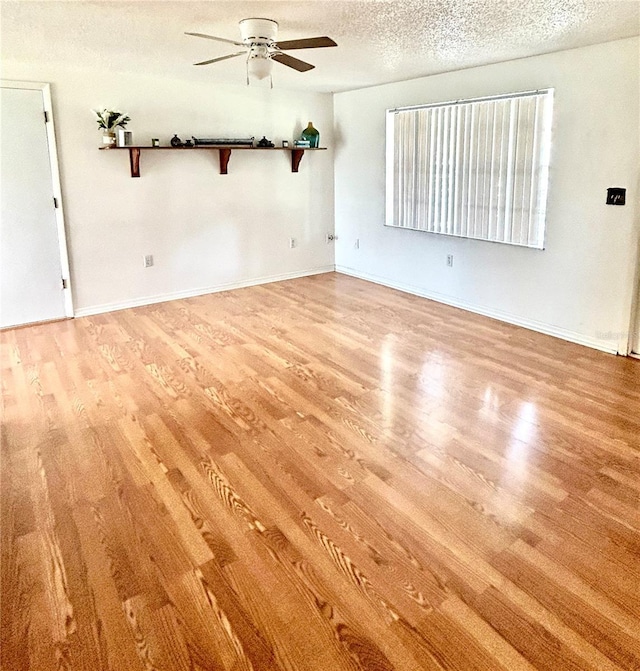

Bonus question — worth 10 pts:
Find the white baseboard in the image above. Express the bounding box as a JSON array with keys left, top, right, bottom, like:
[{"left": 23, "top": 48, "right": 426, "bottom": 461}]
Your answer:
[
  {"left": 75, "top": 263, "right": 626, "bottom": 356},
  {"left": 74, "top": 266, "right": 335, "bottom": 318},
  {"left": 335, "top": 265, "right": 620, "bottom": 355}
]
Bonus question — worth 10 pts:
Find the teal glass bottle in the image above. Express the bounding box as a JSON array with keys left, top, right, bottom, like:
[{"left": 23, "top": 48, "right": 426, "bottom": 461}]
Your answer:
[{"left": 301, "top": 121, "right": 320, "bottom": 148}]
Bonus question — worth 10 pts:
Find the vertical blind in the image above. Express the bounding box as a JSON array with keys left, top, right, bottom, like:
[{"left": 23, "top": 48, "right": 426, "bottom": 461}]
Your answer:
[{"left": 385, "top": 89, "right": 553, "bottom": 249}]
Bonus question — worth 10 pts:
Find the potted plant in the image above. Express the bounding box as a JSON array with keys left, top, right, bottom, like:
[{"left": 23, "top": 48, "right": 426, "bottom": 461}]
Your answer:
[{"left": 92, "top": 108, "right": 131, "bottom": 146}]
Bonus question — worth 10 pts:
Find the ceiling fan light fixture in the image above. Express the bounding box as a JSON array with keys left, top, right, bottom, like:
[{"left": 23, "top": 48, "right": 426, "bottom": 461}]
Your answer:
[
  {"left": 248, "top": 55, "right": 273, "bottom": 80},
  {"left": 247, "top": 43, "right": 273, "bottom": 80}
]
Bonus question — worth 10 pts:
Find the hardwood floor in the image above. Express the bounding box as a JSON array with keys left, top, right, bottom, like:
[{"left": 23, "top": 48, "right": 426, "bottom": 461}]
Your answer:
[{"left": 1, "top": 272, "right": 639, "bottom": 671}]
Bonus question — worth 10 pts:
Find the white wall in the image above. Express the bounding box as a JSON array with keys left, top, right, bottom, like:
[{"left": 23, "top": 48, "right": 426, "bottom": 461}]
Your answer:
[
  {"left": 334, "top": 38, "right": 640, "bottom": 354},
  {"left": 2, "top": 61, "right": 335, "bottom": 315}
]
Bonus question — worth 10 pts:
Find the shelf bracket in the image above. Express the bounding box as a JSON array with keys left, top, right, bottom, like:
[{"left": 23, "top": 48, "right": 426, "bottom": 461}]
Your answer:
[
  {"left": 219, "top": 148, "right": 232, "bottom": 174},
  {"left": 129, "top": 148, "right": 141, "bottom": 178},
  {"left": 105, "top": 145, "right": 323, "bottom": 177},
  {"left": 291, "top": 148, "right": 305, "bottom": 173}
]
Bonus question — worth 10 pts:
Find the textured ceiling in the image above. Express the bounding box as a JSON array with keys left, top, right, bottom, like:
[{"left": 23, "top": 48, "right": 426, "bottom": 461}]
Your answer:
[{"left": 1, "top": 0, "right": 639, "bottom": 92}]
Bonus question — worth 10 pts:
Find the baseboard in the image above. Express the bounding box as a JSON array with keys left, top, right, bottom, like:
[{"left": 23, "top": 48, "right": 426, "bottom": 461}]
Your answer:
[
  {"left": 74, "top": 266, "right": 336, "bottom": 318},
  {"left": 335, "top": 265, "right": 620, "bottom": 355}
]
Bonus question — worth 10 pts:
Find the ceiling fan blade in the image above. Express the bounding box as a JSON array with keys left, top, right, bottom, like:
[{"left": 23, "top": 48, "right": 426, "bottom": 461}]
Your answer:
[
  {"left": 271, "top": 52, "right": 315, "bottom": 72},
  {"left": 185, "top": 31, "right": 244, "bottom": 47},
  {"left": 275, "top": 36, "right": 337, "bottom": 50},
  {"left": 194, "top": 52, "right": 246, "bottom": 66}
]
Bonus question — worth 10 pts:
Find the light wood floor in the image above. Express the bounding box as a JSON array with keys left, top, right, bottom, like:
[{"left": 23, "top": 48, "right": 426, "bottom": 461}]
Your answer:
[{"left": 2, "top": 272, "right": 639, "bottom": 671}]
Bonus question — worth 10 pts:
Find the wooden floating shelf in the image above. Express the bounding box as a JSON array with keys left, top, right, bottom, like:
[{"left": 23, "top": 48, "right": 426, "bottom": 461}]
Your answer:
[{"left": 99, "top": 145, "right": 326, "bottom": 177}]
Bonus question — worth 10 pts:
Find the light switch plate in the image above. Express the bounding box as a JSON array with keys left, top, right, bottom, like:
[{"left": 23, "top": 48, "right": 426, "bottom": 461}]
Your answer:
[{"left": 606, "top": 187, "right": 626, "bottom": 205}]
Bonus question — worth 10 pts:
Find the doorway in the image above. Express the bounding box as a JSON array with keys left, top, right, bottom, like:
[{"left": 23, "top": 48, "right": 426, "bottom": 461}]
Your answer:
[{"left": 0, "top": 81, "right": 72, "bottom": 328}]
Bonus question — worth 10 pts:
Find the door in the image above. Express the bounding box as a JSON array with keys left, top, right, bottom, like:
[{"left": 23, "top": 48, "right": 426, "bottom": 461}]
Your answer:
[
  {"left": 632, "top": 288, "right": 640, "bottom": 355},
  {"left": 1, "top": 85, "right": 68, "bottom": 328}
]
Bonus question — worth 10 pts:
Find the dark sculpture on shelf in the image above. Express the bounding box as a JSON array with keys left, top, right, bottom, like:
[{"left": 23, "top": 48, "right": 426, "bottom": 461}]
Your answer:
[
  {"left": 192, "top": 137, "right": 254, "bottom": 146},
  {"left": 170, "top": 134, "right": 183, "bottom": 147},
  {"left": 257, "top": 136, "right": 275, "bottom": 148}
]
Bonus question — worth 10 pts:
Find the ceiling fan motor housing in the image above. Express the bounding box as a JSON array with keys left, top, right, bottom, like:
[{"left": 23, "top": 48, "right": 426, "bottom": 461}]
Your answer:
[{"left": 239, "top": 18, "right": 278, "bottom": 45}]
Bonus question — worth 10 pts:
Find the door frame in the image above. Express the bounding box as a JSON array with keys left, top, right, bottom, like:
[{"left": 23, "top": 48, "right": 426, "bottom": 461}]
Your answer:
[
  {"left": 623, "top": 214, "right": 640, "bottom": 357},
  {"left": 1, "top": 80, "right": 73, "bottom": 319},
  {"left": 629, "top": 268, "right": 640, "bottom": 359}
]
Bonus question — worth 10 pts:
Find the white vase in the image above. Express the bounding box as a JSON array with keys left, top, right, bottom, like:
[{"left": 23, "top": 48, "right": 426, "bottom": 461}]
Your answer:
[{"left": 102, "top": 131, "right": 116, "bottom": 146}]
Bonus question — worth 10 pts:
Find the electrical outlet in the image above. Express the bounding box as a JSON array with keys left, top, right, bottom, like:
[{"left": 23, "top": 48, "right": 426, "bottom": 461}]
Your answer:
[
  {"left": 446, "top": 254, "right": 454, "bottom": 267},
  {"left": 289, "top": 237, "right": 297, "bottom": 249},
  {"left": 143, "top": 254, "right": 154, "bottom": 268},
  {"left": 354, "top": 238, "right": 360, "bottom": 249}
]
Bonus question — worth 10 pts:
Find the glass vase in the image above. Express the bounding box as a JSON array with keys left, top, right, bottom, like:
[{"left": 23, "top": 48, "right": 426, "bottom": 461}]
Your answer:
[{"left": 301, "top": 122, "right": 320, "bottom": 148}]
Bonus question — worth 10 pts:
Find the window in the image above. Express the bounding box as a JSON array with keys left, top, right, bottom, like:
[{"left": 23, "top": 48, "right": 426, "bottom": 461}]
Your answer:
[{"left": 385, "top": 89, "right": 553, "bottom": 249}]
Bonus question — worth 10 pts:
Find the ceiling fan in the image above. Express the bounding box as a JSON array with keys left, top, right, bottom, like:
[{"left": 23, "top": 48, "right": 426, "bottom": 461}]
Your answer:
[{"left": 186, "top": 18, "right": 337, "bottom": 82}]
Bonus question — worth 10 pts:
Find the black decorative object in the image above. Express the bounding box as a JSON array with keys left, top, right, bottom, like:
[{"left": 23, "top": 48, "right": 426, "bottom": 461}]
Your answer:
[
  {"left": 192, "top": 137, "right": 255, "bottom": 146},
  {"left": 170, "top": 134, "right": 183, "bottom": 147},
  {"left": 184, "top": 139, "right": 194, "bottom": 147},
  {"left": 257, "top": 136, "right": 275, "bottom": 147}
]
